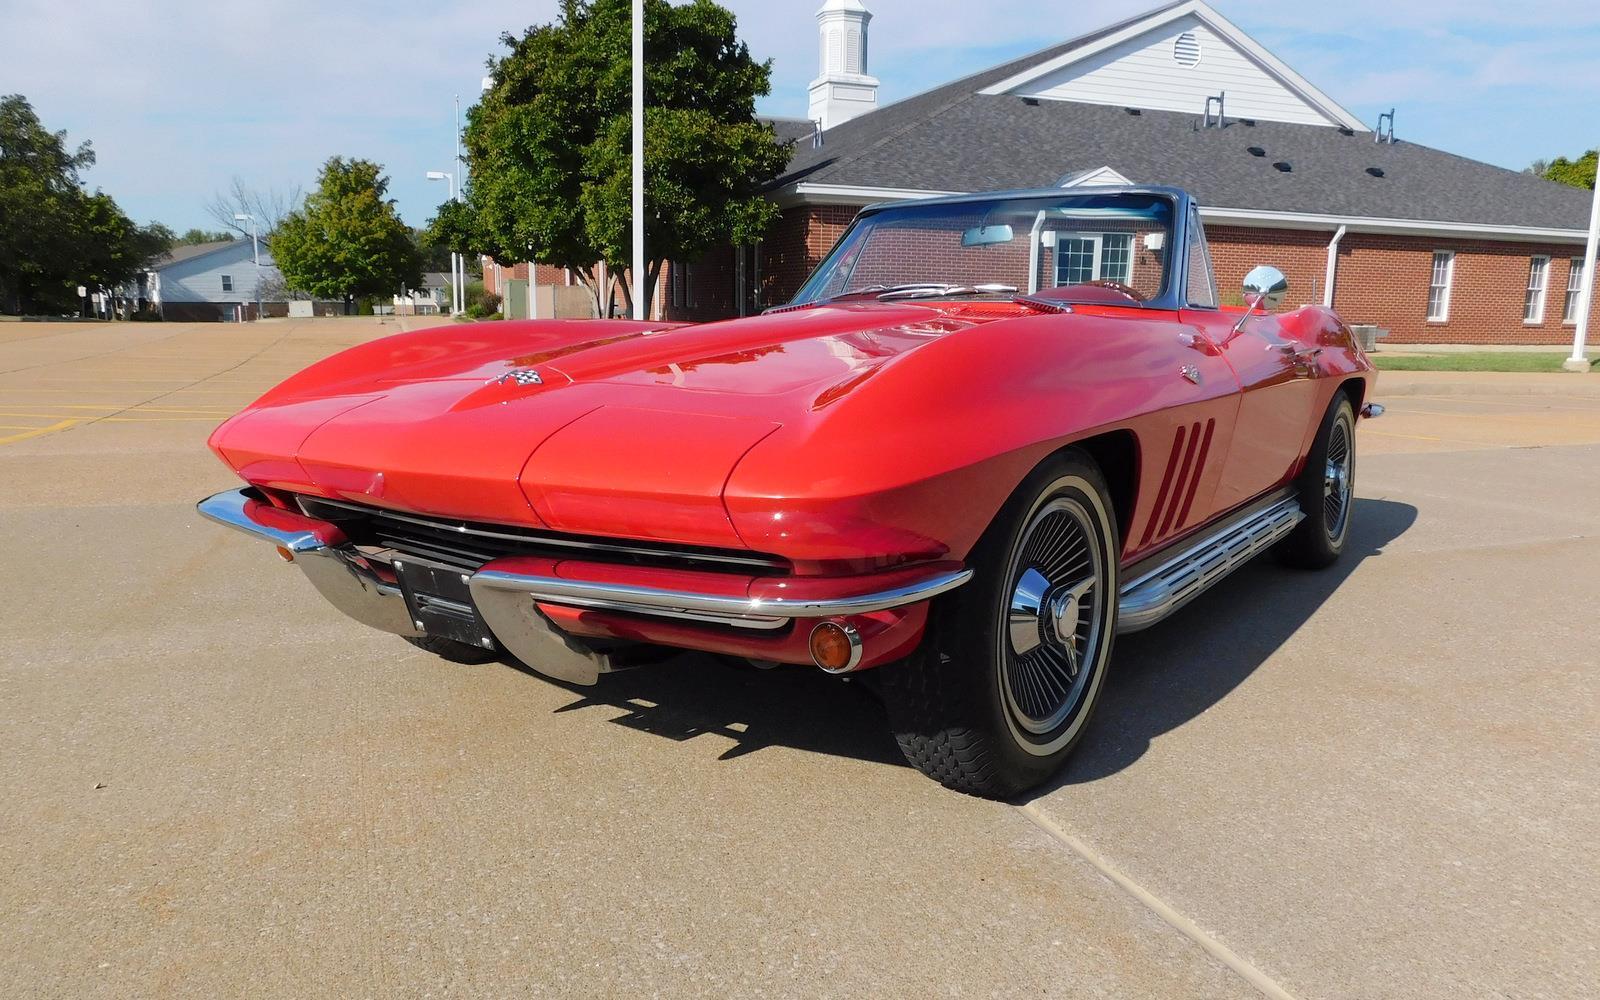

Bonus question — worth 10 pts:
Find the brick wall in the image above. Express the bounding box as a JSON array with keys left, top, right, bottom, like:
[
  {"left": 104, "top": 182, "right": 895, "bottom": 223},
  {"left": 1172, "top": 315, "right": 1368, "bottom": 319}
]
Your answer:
[
  {"left": 1209, "top": 226, "right": 1598, "bottom": 346},
  {"left": 762, "top": 205, "right": 855, "bottom": 306}
]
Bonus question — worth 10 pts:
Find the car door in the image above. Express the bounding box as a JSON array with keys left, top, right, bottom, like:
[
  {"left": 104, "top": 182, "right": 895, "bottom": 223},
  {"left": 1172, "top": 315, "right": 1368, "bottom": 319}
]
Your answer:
[
  {"left": 1172, "top": 206, "right": 1319, "bottom": 513},
  {"left": 1185, "top": 307, "right": 1323, "bottom": 511}
]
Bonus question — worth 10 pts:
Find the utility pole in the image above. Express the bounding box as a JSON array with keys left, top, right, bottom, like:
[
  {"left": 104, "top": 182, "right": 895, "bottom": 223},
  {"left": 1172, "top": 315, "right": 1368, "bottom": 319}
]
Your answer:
[{"left": 631, "top": 0, "right": 645, "bottom": 321}]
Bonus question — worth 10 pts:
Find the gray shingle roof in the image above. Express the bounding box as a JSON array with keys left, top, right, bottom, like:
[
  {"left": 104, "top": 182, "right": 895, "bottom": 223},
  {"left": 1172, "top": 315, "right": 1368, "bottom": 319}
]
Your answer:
[
  {"left": 763, "top": 116, "right": 818, "bottom": 146},
  {"left": 153, "top": 239, "right": 239, "bottom": 269},
  {"left": 776, "top": 4, "right": 1591, "bottom": 231}
]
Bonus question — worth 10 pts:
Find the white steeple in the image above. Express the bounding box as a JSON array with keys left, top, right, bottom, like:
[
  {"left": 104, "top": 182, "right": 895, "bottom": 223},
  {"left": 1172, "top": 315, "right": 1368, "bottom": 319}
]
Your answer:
[{"left": 807, "top": 0, "right": 879, "bottom": 130}]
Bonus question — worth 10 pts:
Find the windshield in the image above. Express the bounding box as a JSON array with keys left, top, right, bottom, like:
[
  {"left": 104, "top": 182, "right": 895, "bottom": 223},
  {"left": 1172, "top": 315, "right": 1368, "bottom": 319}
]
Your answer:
[{"left": 791, "top": 192, "right": 1176, "bottom": 306}]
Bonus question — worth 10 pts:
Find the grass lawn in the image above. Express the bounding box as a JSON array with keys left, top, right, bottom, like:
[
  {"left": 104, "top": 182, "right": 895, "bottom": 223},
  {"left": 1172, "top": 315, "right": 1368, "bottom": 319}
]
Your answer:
[{"left": 1372, "top": 352, "right": 1595, "bottom": 372}]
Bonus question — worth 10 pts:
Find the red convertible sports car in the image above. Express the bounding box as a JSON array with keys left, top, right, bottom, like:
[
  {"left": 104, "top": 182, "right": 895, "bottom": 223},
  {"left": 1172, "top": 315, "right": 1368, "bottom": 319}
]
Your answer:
[{"left": 199, "top": 186, "right": 1379, "bottom": 797}]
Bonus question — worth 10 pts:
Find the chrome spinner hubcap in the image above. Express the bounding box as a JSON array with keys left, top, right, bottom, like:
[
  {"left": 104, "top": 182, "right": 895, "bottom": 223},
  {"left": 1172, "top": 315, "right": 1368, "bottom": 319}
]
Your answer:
[
  {"left": 1323, "top": 415, "right": 1353, "bottom": 539},
  {"left": 1001, "top": 496, "right": 1105, "bottom": 736}
]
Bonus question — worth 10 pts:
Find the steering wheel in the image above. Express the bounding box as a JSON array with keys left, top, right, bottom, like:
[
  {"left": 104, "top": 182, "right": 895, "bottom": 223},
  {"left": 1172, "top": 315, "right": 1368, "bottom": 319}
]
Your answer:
[{"left": 1078, "top": 279, "right": 1144, "bottom": 302}]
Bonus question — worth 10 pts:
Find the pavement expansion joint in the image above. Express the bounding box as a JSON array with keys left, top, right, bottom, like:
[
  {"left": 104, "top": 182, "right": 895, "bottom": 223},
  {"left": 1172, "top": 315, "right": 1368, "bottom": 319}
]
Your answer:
[{"left": 1015, "top": 802, "right": 1299, "bottom": 1000}]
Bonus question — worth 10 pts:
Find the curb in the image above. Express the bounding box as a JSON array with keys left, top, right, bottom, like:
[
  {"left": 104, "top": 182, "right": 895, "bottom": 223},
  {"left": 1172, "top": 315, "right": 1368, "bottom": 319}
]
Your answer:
[{"left": 1374, "top": 374, "right": 1600, "bottom": 399}]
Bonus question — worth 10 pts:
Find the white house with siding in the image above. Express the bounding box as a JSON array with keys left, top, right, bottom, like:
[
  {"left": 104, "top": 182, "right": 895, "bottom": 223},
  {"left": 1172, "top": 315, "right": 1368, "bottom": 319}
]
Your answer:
[{"left": 149, "top": 239, "right": 284, "bottom": 321}]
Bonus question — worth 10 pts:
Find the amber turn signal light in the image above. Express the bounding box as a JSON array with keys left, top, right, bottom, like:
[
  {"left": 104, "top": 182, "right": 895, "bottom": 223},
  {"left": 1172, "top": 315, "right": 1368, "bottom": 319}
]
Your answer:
[
  {"left": 809, "top": 620, "right": 862, "bottom": 674},
  {"left": 274, "top": 545, "right": 295, "bottom": 563}
]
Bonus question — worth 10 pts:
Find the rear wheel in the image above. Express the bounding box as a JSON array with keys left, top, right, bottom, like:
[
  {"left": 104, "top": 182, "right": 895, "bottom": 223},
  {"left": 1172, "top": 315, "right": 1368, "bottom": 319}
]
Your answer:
[
  {"left": 881, "top": 450, "right": 1119, "bottom": 799},
  {"left": 1278, "top": 393, "right": 1356, "bottom": 569},
  {"left": 404, "top": 634, "right": 498, "bottom": 664}
]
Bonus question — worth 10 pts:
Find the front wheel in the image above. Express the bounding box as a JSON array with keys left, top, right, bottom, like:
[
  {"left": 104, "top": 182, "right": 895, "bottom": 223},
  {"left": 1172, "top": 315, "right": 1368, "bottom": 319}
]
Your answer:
[
  {"left": 1277, "top": 393, "right": 1356, "bottom": 569},
  {"left": 881, "top": 450, "right": 1119, "bottom": 799}
]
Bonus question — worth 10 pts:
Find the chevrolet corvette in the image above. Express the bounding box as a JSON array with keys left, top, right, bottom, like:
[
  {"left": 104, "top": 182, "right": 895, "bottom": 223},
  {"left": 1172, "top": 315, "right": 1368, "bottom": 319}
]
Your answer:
[{"left": 199, "top": 186, "right": 1379, "bottom": 797}]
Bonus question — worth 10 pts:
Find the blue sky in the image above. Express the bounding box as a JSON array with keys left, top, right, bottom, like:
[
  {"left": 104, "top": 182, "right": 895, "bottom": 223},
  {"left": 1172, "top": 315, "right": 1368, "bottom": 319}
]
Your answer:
[{"left": 2, "top": 0, "right": 1595, "bottom": 232}]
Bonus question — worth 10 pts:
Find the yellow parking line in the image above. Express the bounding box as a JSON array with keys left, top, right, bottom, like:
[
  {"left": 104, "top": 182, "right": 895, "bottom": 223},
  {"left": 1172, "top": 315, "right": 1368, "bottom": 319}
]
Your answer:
[
  {"left": 0, "top": 423, "right": 48, "bottom": 430},
  {"left": 38, "top": 404, "right": 233, "bottom": 415},
  {"left": 0, "top": 418, "right": 78, "bottom": 445},
  {"left": 103, "top": 416, "right": 224, "bottom": 422}
]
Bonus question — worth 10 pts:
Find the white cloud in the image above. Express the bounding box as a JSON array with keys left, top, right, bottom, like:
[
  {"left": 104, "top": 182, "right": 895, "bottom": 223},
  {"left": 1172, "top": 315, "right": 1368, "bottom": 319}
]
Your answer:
[{"left": 1, "top": 0, "right": 1595, "bottom": 228}]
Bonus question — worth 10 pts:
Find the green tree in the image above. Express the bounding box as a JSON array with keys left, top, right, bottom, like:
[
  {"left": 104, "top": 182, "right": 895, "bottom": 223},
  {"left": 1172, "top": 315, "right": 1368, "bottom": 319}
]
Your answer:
[
  {"left": 0, "top": 94, "right": 170, "bottom": 314},
  {"left": 176, "top": 228, "right": 236, "bottom": 245},
  {"left": 1537, "top": 150, "right": 1597, "bottom": 191},
  {"left": 272, "top": 157, "right": 423, "bottom": 307},
  {"left": 440, "top": 0, "right": 791, "bottom": 317}
]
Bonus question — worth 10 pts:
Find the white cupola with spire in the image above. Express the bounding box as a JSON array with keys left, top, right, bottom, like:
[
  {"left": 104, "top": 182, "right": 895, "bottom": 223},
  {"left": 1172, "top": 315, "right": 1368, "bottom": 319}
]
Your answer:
[{"left": 807, "top": 0, "right": 879, "bottom": 130}]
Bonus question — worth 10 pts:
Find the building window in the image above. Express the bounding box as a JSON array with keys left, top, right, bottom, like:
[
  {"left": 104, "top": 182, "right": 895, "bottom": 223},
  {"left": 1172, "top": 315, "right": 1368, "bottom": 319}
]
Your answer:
[
  {"left": 1564, "top": 257, "right": 1586, "bottom": 324},
  {"left": 1052, "top": 232, "right": 1133, "bottom": 287},
  {"left": 221, "top": 274, "right": 234, "bottom": 293},
  {"left": 1426, "top": 251, "right": 1453, "bottom": 321},
  {"left": 1523, "top": 256, "right": 1549, "bottom": 324}
]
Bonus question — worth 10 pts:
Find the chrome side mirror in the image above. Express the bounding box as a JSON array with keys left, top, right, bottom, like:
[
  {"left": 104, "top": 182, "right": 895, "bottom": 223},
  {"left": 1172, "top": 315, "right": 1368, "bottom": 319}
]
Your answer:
[
  {"left": 1242, "top": 265, "right": 1287, "bottom": 310},
  {"left": 1232, "top": 265, "right": 1288, "bottom": 337}
]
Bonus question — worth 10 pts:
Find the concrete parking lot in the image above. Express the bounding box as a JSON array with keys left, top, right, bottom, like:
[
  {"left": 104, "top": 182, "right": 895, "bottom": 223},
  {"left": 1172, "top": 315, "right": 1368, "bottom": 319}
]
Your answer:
[{"left": 2, "top": 318, "right": 1597, "bottom": 998}]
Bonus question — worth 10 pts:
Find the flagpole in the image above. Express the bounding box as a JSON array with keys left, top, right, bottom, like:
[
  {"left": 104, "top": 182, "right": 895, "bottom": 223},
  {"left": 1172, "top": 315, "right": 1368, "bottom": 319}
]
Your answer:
[
  {"left": 1565, "top": 171, "right": 1599, "bottom": 373},
  {"left": 631, "top": 0, "right": 645, "bottom": 321}
]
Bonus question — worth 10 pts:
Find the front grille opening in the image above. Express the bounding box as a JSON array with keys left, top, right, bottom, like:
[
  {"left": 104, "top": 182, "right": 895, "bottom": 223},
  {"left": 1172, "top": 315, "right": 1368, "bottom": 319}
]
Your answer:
[{"left": 295, "top": 495, "right": 788, "bottom": 575}]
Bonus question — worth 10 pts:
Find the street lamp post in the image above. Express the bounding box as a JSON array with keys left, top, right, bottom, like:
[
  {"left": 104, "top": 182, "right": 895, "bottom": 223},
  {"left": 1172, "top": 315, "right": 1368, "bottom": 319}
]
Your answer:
[
  {"left": 233, "top": 213, "right": 262, "bottom": 321},
  {"left": 425, "top": 170, "right": 458, "bottom": 315},
  {"left": 631, "top": 0, "right": 645, "bottom": 321}
]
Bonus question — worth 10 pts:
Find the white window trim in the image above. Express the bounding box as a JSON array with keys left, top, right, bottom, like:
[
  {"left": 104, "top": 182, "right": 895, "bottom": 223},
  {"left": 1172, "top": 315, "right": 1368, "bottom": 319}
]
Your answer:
[
  {"left": 1427, "top": 251, "right": 1454, "bottom": 323},
  {"left": 1523, "top": 255, "right": 1550, "bottom": 326},
  {"left": 1563, "top": 257, "right": 1584, "bottom": 326},
  {"left": 1052, "top": 232, "right": 1135, "bottom": 287},
  {"left": 221, "top": 274, "right": 234, "bottom": 293}
]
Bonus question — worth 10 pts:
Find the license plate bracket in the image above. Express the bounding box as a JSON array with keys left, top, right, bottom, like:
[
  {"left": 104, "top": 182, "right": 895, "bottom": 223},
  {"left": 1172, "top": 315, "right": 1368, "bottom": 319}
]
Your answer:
[{"left": 393, "top": 558, "right": 496, "bottom": 652}]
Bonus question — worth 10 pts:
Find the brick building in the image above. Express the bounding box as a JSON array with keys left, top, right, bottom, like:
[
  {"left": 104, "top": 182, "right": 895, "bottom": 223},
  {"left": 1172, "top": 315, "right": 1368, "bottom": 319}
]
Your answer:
[{"left": 659, "top": 0, "right": 1595, "bottom": 344}]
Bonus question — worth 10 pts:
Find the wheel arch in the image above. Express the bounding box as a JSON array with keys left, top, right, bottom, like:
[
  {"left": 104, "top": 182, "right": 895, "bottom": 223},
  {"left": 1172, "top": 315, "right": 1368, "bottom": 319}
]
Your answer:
[
  {"left": 1337, "top": 376, "right": 1366, "bottom": 412},
  {"left": 1060, "top": 429, "right": 1139, "bottom": 546}
]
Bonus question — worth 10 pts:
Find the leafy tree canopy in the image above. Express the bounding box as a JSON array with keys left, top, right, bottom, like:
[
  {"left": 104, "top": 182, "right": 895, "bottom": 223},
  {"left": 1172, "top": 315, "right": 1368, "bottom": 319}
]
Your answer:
[
  {"left": 0, "top": 94, "right": 171, "bottom": 314},
  {"left": 177, "top": 228, "right": 237, "bottom": 245},
  {"left": 437, "top": 0, "right": 791, "bottom": 316},
  {"left": 272, "top": 157, "right": 423, "bottom": 301},
  {"left": 1537, "top": 149, "right": 1597, "bottom": 191}
]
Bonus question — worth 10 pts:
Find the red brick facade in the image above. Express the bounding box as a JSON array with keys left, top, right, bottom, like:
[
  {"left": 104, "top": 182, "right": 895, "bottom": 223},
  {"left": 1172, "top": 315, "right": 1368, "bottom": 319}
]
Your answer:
[{"left": 1208, "top": 226, "right": 1597, "bottom": 345}]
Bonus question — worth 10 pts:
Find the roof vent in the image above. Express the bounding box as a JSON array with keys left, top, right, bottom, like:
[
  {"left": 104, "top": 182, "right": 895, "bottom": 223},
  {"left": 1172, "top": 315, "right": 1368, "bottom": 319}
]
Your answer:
[
  {"left": 1376, "top": 108, "right": 1396, "bottom": 144},
  {"left": 1365, "top": 166, "right": 1385, "bottom": 178},
  {"left": 1247, "top": 146, "right": 1265, "bottom": 157},
  {"left": 1272, "top": 161, "right": 1292, "bottom": 172},
  {"left": 1020, "top": 96, "right": 1040, "bottom": 106},
  {"left": 1173, "top": 31, "right": 1201, "bottom": 67},
  {"left": 1239, "top": 118, "right": 1256, "bottom": 127},
  {"left": 1338, "top": 125, "right": 1355, "bottom": 136},
  {"left": 1125, "top": 107, "right": 1142, "bottom": 116}
]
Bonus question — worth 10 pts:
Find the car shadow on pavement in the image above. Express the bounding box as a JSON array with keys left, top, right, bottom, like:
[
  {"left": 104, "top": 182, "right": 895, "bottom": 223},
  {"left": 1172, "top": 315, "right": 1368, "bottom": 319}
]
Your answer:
[
  {"left": 508, "top": 497, "right": 1416, "bottom": 780},
  {"left": 1031, "top": 496, "right": 1418, "bottom": 796},
  {"left": 518, "top": 653, "right": 909, "bottom": 767}
]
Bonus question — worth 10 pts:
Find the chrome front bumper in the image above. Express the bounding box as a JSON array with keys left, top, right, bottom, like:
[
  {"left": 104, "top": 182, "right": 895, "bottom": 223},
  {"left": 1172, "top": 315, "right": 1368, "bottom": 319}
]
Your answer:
[{"left": 198, "top": 488, "right": 972, "bottom": 681}]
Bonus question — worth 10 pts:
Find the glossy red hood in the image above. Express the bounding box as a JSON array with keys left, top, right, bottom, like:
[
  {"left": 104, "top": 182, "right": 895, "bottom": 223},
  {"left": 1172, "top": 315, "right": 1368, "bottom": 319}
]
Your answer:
[{"left": 209, "top": 304, "right": 1014, "bottom": 546}]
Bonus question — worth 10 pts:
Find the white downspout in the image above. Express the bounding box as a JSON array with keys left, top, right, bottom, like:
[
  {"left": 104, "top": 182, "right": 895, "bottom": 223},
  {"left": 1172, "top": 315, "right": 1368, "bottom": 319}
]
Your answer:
[
  {"left": 1026, "top": 210, "right": 1047, "bottom": 294},
  {"left": 1323, "top": 224, "right": 1347, "bottom": 308}
]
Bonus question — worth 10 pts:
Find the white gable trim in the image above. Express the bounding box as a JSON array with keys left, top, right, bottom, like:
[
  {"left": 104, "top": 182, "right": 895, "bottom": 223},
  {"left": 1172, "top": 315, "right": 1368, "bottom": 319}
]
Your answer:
[
  {"left": 977, "top": 1, "right": 1366, "bottom": 132},
  {"left": 1059, "top": 166, "right": 1134, "bottom": 187}
]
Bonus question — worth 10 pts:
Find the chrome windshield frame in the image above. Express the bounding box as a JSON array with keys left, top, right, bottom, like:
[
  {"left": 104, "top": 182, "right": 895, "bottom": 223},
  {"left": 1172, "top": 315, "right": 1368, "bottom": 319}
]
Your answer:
[{"left": 787, "top": 185, "right": 1206, "bottom": 314}]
